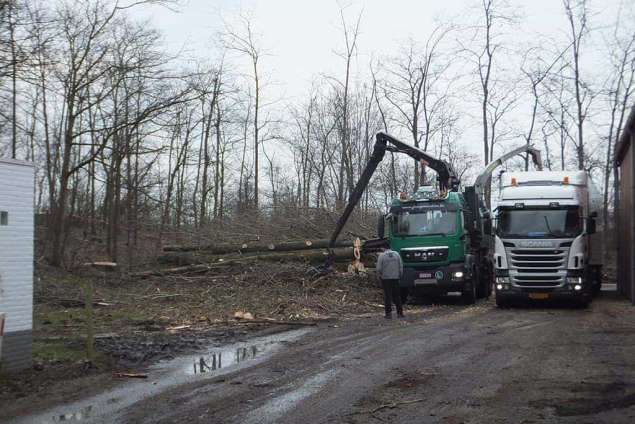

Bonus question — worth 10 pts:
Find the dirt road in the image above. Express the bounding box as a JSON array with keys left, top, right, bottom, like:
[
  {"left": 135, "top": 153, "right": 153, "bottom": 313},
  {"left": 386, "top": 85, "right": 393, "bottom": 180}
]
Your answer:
[{"left": 7, "top": 294, "right": 635, "bottom": 423}]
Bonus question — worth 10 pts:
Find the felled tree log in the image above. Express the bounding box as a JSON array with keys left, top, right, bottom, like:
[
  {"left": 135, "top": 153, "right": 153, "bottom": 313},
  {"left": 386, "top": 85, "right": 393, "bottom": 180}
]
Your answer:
[
  {"left": 131, "top": 262, "right": 230, "bottom": 279},
  {"left": 156, "top": 247, "right": 365, "bottom": 268},
  {"left": 163, "top": 238, "right": 354, "bottom": 254}
]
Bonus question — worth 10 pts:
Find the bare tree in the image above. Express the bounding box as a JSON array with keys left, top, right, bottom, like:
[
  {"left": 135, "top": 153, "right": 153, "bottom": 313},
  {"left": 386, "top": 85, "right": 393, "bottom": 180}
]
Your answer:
[
  {"left": 370, "top": 63, "right": 397, "bottom": 197},
  {"left": 563, "top": 0, "right": 592, "bottom": 171},
  {"left": 45, "top": 0, "right": 190, "bottom": 266},
  {"left": 321, "top": 7, "right": 362, "bottom": 209},
  {"left": 381, "top": 27, "right": 452, "bottom": 189},
  {"left": 520, "top": 45, "right": 568, "bottom": 170},
  {"left": 475, "top": 0, "right": 502, "bottom": 165},
  {"left": 223, "top": 12, "right": 265, "bottom": 210},
  {"left": 541, "top": 67, "right": 577, "bottom": 171},
  {"left": 460, "top": 0, "right": 516, "bottom": 207},
  {"left": 603, "top": 14, "right": 635, "bottom": 237}
]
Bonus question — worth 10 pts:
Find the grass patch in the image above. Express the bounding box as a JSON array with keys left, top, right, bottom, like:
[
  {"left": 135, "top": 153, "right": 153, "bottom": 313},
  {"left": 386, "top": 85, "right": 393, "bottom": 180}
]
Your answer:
[
  {"left": 35, "top": 302, "right": 153, "bottom": 334},
  {"left": 33, "top": 340, "right": 85, "bottom": 363}
]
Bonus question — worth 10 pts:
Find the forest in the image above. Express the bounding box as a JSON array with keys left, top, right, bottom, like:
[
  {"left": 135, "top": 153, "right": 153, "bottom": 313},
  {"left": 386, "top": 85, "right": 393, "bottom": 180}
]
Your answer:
[{"left": 0, "top": 0, "right": 633, "bottom": 268}]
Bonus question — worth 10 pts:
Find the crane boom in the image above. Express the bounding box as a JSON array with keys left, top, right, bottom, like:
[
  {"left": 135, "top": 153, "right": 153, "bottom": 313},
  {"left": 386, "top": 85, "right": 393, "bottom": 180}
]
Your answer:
[
  {"left": 327, "top": 132, "right": 459, "bottom": 252},
  {"left": 473, "top": 144, "right": 543, "bottom": 200}
]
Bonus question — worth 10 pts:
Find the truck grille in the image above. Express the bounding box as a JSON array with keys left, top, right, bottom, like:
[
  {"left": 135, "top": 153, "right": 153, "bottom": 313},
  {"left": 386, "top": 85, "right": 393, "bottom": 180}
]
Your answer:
[
  {"left": 507, "top": 247, "right": 568, "bottom": 287},
  {"left": 400, "top": 247, "right": 449, "bottom": 263}
]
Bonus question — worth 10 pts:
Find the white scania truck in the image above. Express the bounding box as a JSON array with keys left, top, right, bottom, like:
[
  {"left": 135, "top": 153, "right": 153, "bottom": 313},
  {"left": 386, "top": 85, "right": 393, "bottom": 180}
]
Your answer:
[{"left": 493, "top": 171, "right": 603, "bottom": 307}]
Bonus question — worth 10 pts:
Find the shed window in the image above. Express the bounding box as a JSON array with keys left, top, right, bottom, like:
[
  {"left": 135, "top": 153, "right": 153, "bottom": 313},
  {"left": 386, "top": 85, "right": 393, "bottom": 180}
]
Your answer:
[{"left": 0, "top": 211, "right": 7, "bottom": 225}]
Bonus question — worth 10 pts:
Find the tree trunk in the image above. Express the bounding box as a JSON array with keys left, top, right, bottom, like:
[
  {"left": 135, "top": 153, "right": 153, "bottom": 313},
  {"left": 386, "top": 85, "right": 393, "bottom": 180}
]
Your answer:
[
  {"left": 164, "top": 238, "right": 355, "bottom": 253},
  {"left": 253, "top": 60, "right": 260, "bottom": 210}
]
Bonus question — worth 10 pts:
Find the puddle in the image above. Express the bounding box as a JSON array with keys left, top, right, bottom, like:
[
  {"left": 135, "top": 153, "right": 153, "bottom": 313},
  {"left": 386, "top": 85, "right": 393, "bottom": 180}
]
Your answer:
[
  {"left": 52, "top": 406, "right": 93, "bottom": 422},
  {"left": 10, "top": 328, "right": 312, "bottom": 424},
  {"left": 190, "top": 345, "right": 259, "bottom": 375}
]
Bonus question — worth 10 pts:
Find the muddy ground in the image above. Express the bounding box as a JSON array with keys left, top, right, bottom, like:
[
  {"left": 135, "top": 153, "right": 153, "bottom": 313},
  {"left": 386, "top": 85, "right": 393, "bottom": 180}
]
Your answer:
[
  {"left": 0, "top": 261, "right": 384, "bottom": 415},
  {"left": 3, "top": 287, "right": 635, "bottom": 423},
  {"left": 123, "top": 293, "right": 635, "bottom": 424}
]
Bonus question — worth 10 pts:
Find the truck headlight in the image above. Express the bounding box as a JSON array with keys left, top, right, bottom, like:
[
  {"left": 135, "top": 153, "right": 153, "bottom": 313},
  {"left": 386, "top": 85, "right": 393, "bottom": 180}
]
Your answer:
[
  {"left": 452, "top": 271, "right": 464, "bottom": 280},
  {"left": 496, "top": 276, "right": 510, "bottom": 291},
  {"left": 566, "top": 276, "right": 582, "bottom": 285}
]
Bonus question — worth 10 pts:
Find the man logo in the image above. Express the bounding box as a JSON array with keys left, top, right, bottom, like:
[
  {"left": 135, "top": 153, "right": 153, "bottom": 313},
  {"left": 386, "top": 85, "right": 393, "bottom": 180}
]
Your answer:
[{"left": 435, "top": 271, "right": 444, "bottom": 280}]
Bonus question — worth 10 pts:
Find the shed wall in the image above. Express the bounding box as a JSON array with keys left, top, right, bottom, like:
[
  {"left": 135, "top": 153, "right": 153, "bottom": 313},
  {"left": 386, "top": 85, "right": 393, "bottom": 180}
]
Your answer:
[
  {"left": 617, "top": 143, "right": 633, "bottom": 302},
  {"left": 0, "top": 159, "right": 34, "bottom": 371}
]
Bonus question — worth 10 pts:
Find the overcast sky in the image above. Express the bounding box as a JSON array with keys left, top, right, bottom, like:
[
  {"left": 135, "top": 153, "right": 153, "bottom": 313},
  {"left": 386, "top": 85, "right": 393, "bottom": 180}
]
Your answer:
[
  {"left": 133, "top": 0, "right": 620, "bottom": 102},
  {"left": 129, "top": 0, "right": 625, "bottom": 181}
]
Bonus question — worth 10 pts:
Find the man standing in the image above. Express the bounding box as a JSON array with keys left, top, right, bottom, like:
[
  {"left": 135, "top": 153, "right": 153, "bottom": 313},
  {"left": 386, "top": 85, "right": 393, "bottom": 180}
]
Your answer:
[{"left": 376, "top": 247, "right": 404, "bottom": 319}]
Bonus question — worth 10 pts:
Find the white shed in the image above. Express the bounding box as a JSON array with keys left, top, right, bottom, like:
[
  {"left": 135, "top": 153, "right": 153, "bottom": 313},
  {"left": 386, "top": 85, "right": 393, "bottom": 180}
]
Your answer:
[{"left": 0, "top": 158, "right": 34, "bottom": 371}]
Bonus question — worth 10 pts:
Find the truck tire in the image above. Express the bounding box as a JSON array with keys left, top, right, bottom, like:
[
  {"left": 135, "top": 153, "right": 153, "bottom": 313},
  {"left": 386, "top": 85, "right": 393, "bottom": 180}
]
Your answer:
[
  {"left": 462, "top": 281, "right": 476, "bottom": 305},
  {"left": 400, "top": 288, "right": 409, "bottom": 304},
  {"left": 477, "top": 265, "right": 493, "bottom": 299},
  {"left": 591, "top": 266, "right": 602, "bottom": 297},
  {"left": 574, "top": 298, "right": 590, "bottom": 309},
  {"left": 496, "top": 295, "right": 510, "bottom": 308},
  {"left": 476, "top": 279, "right": 485, "bottom": 299},
  {"left": 485, "top": 265, "right": 494, "bottom": 299}
]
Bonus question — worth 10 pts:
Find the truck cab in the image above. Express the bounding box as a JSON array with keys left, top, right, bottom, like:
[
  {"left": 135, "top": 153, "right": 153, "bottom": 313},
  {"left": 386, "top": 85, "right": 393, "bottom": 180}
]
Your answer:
[{"left": 493, "top": 171, "right": 602, "bottom": 307}]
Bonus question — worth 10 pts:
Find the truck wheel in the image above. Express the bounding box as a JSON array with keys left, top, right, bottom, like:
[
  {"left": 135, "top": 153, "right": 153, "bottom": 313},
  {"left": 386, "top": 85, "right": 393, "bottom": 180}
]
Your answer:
[
  {"left": 476, "top": 266, "right": 492, "bottom": 299},
  {"left": 574, "top": 298, "right": 590, "bottom": 309},
  {"left": 473, "top": 267, "right": 485, "bottom": 299},
  {"left": 462, "top": 281, "right": 476, "bottom": 305},
  {"left": 484, "top": 267, "right": 494, "bottom": 299},
  {"left": 496, "top": 296, "right": 510, "bottom": 308},
  {"left": 400, "top": 288, "right": 409, "bottom": 304},
  {"left": 591, "top": 267, "right": 602, "bottom": 297}
]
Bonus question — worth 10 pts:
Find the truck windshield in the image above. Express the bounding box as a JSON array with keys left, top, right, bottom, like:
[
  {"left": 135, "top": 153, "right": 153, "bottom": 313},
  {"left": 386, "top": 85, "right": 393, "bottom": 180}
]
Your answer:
[
  {"left": 394, "top": 209, "right": 457, "bottom": 236},
  {"left": 497, "top": 207, "right": 581, "bottom": 238}
]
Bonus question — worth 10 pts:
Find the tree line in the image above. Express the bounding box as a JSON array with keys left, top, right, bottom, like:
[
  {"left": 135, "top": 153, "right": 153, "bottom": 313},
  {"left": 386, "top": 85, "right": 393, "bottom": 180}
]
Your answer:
[{"left": 0, "top": 0, "right": 633, "bottom": 267}]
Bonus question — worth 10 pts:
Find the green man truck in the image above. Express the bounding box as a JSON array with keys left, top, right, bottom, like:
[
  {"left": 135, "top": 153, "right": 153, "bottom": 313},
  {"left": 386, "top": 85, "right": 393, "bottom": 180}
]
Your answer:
[{"left": 326, "top": 132, "right": 542, "bottom": 304}]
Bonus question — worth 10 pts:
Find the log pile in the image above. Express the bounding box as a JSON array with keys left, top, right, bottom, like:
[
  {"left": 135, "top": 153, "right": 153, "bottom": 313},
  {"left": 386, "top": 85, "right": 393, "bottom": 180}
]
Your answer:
[
  {"left": 135, "top": 238, "right": 381, "bottom": 279},
  {"left": 162, "top": 239, "right": 354, "bottom": 254},
  {"left": 157, "top": 247, "right": 360, "bottom": 267}
]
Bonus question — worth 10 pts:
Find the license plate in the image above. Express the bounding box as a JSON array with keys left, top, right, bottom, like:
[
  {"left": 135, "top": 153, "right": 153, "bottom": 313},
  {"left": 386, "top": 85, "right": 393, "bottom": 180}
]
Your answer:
[
  {"left": 415, "top": 279, "right": 436, "bottom": 285},
  {"left": 418, "top": 273, "right": 432, "bottom": 279},
  {"left": 529, "top": 293, "right": 550, "bottom": 300}
]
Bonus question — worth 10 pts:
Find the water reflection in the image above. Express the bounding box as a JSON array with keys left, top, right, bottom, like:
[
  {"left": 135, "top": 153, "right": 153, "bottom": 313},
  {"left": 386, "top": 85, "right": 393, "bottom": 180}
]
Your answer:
[
  {"left": 52, "top": 406, "right": 92, "bottom": 422},
  {"left": 193, "top": 345, "right": 258, "bottom": 374},
  {"left": 14, "top": 329, "right": 312, "bottom": 424}
]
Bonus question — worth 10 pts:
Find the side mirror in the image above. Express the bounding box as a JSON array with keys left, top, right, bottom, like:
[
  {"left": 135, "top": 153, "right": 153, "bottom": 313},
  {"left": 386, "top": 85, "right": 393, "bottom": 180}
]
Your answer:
[
  {"left": 587, "top": 217, "right": 596, "bottom": 235},
  {"left": 377, "top": 214, "right": 385, "bottom": 238}
]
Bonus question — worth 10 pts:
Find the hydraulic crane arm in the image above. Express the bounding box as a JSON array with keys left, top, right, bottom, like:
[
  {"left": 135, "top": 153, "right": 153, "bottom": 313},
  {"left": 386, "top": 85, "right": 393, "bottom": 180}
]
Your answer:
[
  {"left": 473, "top": 144, "right": 543, "bottom": 200},
  {"left": 379, "top": 132, "right": 460, "bottom": 193},
  {"left": 327, "top": 132, "right": 459, "bottom": 252}
]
